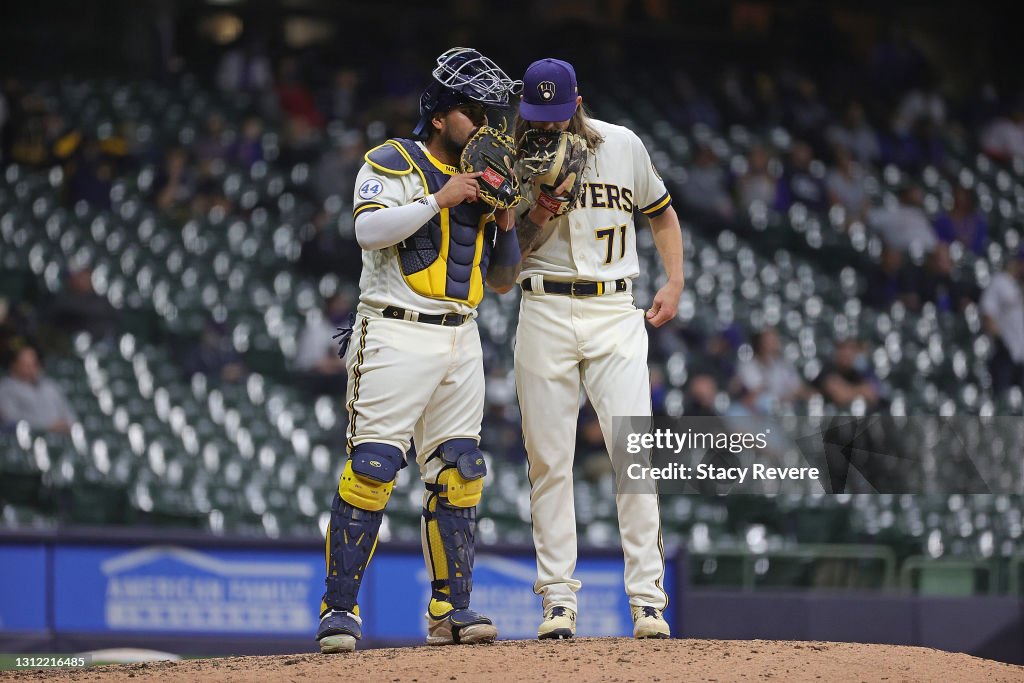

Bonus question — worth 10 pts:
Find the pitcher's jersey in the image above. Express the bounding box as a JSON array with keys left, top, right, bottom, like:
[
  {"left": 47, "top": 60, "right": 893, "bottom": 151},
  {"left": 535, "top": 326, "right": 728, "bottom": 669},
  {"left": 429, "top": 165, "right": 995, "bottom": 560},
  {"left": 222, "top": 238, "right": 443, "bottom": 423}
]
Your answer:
[
  {"left": 518, "top": 118, "right": 672, "bottom": 283},
  {"left": 352, "top": 141, "right": 480, "bottom": 317}
]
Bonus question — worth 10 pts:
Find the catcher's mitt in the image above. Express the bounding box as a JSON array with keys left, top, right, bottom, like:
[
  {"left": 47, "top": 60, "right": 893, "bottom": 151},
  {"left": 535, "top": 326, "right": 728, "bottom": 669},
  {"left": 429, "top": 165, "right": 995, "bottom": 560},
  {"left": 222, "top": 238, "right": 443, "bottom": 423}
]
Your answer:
[
  {"left": 516, "top": 129, "right": 589, "bottom": 216},
  {"left": 459, "top": 126, "right": 522, "bottom": 210}
]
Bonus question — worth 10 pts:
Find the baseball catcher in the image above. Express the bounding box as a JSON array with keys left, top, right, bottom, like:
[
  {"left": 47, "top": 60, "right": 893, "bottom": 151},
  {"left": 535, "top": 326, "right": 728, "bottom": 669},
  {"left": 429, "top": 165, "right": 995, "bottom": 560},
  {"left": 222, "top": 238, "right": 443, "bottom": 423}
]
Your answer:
[{"left": 316, "top": 47, "right": 523, "bottom": 655}]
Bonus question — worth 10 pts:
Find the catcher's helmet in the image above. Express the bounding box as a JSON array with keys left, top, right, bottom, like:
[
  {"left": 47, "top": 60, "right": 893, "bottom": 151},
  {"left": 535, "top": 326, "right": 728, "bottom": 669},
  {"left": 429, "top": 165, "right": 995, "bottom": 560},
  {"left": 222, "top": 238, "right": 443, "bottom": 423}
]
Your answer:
[{"left": 412, "top": 47, "right": 522, "bottom": 139}]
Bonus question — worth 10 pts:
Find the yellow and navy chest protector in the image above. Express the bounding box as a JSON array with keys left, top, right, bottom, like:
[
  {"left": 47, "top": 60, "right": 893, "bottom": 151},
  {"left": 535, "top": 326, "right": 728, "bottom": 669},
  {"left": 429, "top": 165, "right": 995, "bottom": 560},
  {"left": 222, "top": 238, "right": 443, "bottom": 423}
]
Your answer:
[{"left": 365, "top": 138, "right": 497, "bottom": 307}]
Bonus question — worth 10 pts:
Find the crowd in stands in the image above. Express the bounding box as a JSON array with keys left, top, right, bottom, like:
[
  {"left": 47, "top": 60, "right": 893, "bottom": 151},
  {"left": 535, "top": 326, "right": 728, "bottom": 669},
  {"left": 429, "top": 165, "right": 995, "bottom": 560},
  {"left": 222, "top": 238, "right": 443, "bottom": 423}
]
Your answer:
[{"left": 3, "top": 30, "right": 1024, "bottom": 450}]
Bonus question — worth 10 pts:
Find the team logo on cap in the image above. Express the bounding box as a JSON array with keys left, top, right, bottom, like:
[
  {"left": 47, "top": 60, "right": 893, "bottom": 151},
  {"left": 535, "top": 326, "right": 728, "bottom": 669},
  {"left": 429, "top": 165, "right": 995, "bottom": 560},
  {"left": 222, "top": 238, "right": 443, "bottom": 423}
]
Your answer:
[{"left": 538, "top": 81, "right": 556, "bottom": 101}]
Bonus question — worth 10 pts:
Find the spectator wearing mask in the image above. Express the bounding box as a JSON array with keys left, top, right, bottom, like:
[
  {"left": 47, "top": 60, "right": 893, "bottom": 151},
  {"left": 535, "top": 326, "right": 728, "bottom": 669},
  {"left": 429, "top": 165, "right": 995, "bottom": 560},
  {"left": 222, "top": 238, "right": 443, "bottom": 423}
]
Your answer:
[
  {"left": 980, "top": 251, "right": 1024, "bottom": 392},
  {"left": 826, "top": 101, "right": 880, "bottom": 167},
  {"left": 681, "top": 143, "right": 734, "bottom": 220},
  {"left": 826, "top": 145, "right": 870, "bottom": 221},
  {"left": 0, "top": 344, "right": 75, "bottom": 433},
  {"left": 736, "top": 327, "right": 809, "bottom": 412},
  {"left": 814, "top": 339, "right": 881, "bottom": 411},
  {"left": 933, "top": 185, "right": 988, "bottom": 256},
  {"left": 867, "top": 183, "right": 938, "bottom": 254},
  {"left": 907, "top": 243, "right": 975, "bottom": 313},
  {"left": 294, "top": 292, "right": 353, "bottom": 395}
]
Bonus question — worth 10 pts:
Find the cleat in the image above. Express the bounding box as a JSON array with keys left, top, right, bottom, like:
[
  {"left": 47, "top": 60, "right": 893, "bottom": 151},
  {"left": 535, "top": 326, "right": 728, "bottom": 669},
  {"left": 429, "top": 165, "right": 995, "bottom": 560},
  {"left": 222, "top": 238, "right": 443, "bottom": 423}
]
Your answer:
[
  {"left": 316, "top": 609, "right": 362, "bottom": 653},
  {"left": 538, "top": 606, "right": 576, "bottom": 640},
  {"left": 631, "top": 605, "right": 670, "bottom": 639},
  {"left": 426, "top": 606, "right": 497, "bottom": 645}
]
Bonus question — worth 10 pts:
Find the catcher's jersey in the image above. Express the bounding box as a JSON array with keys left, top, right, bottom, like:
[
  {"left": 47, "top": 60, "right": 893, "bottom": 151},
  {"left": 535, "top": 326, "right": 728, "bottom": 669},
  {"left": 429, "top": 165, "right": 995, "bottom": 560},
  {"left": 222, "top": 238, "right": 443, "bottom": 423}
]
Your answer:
[
  {"left": 518, "top": 118, "right": 671, "bottom": 283},
  {"left": 352, "top": 141, "right": 489, "bottom": 317}
]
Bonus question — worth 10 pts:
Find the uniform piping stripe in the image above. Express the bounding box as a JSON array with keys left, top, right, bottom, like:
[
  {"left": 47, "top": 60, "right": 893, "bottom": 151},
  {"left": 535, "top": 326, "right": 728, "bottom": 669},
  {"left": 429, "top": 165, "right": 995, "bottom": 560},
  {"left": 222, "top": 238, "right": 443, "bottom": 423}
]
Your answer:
[
  {"left": 345, "top": 317, "right": 370, "bottom": 452},
  {"left": 353, "top": 202, "right": 386, "bottom": 219},
  {"left": 640, "top": 192, "right": 672, "bottom": 215},
  {"left": 646, "top": 395, "right": 670, "bottom": 611}
]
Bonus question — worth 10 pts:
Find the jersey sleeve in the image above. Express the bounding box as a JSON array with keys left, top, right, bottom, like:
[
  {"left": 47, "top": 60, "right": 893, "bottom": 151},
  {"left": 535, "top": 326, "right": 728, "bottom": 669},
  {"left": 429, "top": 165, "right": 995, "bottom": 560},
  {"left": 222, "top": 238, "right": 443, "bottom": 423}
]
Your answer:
[
  {"left": 352, "top": 162, "right": 409, "bottom": 220},
  {"left": 629, "top": 131, "right": 672, "bottom": 218}
]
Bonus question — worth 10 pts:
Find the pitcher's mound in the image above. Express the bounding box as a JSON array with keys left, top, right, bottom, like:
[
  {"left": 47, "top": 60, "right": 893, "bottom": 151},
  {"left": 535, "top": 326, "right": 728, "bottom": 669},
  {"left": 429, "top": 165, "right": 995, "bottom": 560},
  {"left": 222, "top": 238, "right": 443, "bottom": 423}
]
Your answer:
[{"left": 3, "top": 638, "right": 1022, "bottom": 682}]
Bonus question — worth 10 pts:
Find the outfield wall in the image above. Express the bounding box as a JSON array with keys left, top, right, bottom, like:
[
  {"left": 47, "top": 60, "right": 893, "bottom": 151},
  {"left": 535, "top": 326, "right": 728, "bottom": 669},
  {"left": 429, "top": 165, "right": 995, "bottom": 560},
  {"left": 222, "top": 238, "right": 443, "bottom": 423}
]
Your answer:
[
  {"left": 0, "top": 529, "right": 1021, "bottom": 663},
  {"left": 0, "top": 528, "right": 678, "bottom": 654}
]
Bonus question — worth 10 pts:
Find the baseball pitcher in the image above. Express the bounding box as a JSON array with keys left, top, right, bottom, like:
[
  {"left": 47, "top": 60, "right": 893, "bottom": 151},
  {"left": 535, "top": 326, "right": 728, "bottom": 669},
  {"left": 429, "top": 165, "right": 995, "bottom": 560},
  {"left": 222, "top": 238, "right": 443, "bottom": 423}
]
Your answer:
[
  {"left": 316, "top": 47, "right": 522, "bottom": 653},
  {"left": 512, "top": 58, "right": 684, "bottom": 639}
]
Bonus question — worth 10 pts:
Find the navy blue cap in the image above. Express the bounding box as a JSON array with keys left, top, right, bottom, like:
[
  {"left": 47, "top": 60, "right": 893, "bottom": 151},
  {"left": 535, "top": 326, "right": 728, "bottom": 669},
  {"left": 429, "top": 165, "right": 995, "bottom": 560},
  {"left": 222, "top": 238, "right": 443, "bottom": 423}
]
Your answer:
[{"left": 519, "top": 58, "right": 579, "bottom": 123}]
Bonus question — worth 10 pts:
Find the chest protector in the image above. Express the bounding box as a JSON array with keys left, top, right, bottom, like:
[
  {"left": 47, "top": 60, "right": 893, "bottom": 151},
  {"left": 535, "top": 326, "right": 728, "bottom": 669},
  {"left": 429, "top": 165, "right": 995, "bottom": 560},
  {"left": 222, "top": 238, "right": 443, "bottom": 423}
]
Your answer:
[{"left": 365, "top": 139, "right": 496, "bottom": 307}]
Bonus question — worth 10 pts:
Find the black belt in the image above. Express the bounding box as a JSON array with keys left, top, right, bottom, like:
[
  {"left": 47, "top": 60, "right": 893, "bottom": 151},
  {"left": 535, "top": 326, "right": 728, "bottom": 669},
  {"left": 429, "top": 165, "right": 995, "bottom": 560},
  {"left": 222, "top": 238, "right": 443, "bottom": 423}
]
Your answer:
[
  {"left": 381, "top": 306, "right": 472, "bottom": 326},
  {"left": 520, "top": 278, "right": 628, "bottom": 297}
]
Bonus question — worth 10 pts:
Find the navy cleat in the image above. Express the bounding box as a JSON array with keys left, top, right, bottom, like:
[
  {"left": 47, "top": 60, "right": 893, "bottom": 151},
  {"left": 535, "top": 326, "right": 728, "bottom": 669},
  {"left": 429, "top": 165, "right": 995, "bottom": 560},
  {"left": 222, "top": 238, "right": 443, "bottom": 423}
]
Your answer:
[{"left": 316, "top": 609, "right": 362, "bottom": 653}]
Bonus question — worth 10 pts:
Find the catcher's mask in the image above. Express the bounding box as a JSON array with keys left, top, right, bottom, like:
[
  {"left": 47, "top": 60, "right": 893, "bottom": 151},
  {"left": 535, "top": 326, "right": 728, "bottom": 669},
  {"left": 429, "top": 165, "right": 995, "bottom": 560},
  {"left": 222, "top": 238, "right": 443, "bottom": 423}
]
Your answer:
[{"left": 413, "top": 47, "right": 522, "bottom": 140}]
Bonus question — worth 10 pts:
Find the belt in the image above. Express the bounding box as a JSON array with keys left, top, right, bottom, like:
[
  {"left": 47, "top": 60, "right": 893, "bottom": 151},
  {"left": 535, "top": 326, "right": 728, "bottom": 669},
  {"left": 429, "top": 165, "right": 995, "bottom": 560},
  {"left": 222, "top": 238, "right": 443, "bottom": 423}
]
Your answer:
[
  {"left": 520, "top": 278, "right": 628, "bottom": 297},
  {"left": 381, "top": 306, "right": 472, "bottom": 326}
]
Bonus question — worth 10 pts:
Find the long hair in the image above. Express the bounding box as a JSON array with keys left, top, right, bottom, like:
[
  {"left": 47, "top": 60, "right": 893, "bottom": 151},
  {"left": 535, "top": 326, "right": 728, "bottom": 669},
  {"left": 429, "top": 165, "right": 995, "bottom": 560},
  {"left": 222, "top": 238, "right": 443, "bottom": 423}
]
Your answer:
[{"left": 513, "top": 102, "right": 605, "bottom": 150}]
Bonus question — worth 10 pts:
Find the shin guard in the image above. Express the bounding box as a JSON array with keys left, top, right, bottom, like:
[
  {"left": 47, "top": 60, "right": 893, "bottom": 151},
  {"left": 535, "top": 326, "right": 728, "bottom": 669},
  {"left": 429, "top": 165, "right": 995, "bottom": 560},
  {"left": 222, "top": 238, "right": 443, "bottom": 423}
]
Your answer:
[{"left": 422, "top": 439, "right": 487, "bottom": 610}]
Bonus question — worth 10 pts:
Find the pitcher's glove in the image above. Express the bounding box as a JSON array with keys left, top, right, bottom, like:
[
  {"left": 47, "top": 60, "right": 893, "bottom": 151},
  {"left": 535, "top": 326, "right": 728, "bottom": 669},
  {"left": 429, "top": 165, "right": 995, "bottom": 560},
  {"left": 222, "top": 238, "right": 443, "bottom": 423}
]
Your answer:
[
  {"left": 516, "top": 129, "right": 589, "bottom": 216},
  {"left": 459, "top": 126, "right": 522, "bottom": 210}
]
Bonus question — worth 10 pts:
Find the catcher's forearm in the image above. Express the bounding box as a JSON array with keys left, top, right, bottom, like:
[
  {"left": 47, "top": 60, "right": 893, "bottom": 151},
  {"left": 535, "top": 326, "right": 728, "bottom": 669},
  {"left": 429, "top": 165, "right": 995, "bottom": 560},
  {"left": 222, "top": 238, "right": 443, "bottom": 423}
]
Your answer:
[
  {"left": 354, "top": 197, "right": 439, "bottom": 250},
  {"left": 516, "top": 208, "right": 558, "bottom": 257},
  {"left": 649, "top": 206, "right": 684, "bottom": 283},
  {"left": 487, "top": 227, "right": 522, "bottom": 291}
]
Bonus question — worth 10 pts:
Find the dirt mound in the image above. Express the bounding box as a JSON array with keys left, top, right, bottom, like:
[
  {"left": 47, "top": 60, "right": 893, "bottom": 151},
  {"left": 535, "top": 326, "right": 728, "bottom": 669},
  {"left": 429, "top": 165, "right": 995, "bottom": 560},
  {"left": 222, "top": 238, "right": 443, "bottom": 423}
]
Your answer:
[{"left": 3, "top": 638, "right": 1022, "bottom": 682}]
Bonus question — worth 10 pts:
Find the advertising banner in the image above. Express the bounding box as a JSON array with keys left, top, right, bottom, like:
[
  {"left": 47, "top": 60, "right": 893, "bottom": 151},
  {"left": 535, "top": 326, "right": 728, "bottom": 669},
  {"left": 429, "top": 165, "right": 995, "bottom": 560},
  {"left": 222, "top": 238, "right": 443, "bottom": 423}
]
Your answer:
[{"left": 0, "top": 544, "right": 47, "bottom": 631}]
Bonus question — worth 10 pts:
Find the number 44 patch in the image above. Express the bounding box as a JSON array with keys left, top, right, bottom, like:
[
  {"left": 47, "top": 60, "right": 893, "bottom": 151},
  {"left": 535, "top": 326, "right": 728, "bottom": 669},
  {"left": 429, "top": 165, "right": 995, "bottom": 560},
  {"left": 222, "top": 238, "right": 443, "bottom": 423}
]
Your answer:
[{"left": 358, "top": 178, "right": 384, "bottom": 200}]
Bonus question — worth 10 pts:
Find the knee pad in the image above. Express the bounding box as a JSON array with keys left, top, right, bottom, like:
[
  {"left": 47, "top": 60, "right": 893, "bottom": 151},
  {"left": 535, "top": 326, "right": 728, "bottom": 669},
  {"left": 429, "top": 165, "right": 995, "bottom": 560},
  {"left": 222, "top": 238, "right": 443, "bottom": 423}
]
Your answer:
[
  {"left": 338, "top": 443, "right": 404, "bottom": 511},
  {"left": 423, "top": 439, "right": 486, "bottom": 610},
  {"left": 432, "top": 439, "right": 487, "bottom": 508}
]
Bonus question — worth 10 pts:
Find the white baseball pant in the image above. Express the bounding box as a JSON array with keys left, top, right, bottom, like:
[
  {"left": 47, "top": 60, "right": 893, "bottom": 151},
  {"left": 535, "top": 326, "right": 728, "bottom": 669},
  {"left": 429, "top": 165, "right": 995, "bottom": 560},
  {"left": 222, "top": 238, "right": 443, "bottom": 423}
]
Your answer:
[{"left": 514, "top": 288, "right": 668, "bottom": 612}]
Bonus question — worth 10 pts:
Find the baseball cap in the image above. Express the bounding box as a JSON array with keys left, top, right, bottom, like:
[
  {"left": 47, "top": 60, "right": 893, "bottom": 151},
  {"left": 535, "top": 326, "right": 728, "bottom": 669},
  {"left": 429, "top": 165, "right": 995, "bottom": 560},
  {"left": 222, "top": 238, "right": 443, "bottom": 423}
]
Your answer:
[{"left": 519, "top": 58, "right": 579, "bottom": 123}]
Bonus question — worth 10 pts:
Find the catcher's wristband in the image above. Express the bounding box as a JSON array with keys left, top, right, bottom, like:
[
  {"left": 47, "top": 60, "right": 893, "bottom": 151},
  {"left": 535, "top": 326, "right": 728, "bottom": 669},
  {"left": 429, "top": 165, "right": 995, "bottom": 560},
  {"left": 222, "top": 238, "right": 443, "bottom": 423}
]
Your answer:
[
  {"left": 421, "top": 195, "right": 441, "bottom": 214},
  {"left": 536, "top": 193, "right": 566, "bottom": 215}
]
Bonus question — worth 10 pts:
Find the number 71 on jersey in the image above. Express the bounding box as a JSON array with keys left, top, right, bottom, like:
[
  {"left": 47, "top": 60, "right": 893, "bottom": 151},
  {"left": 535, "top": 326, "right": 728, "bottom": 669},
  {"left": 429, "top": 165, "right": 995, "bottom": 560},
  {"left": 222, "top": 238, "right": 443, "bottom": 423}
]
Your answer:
[{"left": 595, "top": 224, "right": 627, "bottom": 265}]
